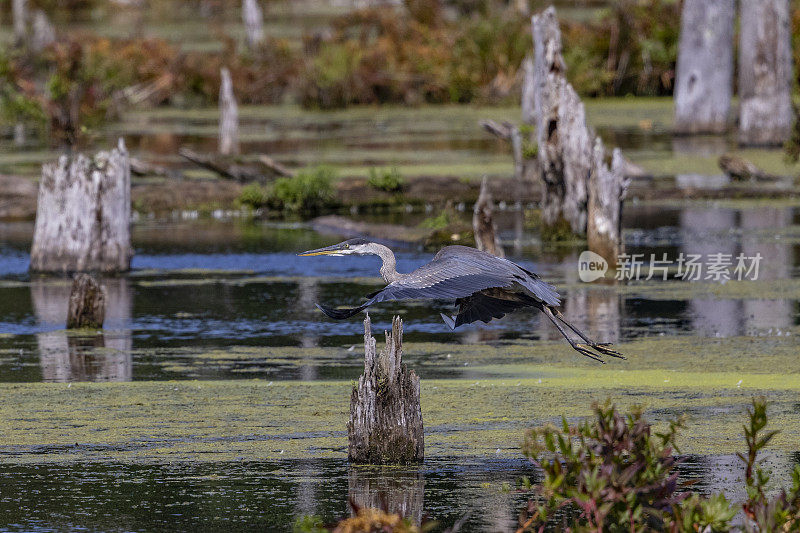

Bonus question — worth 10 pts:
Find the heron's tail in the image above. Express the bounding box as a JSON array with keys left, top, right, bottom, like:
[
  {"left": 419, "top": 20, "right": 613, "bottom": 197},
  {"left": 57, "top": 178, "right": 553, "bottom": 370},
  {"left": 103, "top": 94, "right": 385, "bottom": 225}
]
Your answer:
[{"left": 315, "top": 302, "right": 370, "bottom": 320}]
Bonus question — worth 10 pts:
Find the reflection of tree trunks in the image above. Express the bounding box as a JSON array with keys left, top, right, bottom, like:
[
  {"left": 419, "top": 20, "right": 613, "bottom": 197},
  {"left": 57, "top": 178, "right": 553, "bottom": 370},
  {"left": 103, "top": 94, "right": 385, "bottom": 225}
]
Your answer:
[
  {"left": 681, "top": 208, "right": 739, "bottom": 337},
  {"left": 347, "top": 465, "right": 424, "bottom": 526},
  {"left": 297, "top": 278, "right": 319, "bottom": 379},
  {"left": 740, "top": 208, "right": 791, "bottom": 333},
  {"left": 564, "top": 287, "right": 620, "bottom": 345},
  {"left": 31, "top": 278, "right": 132, "bottom": 382}
]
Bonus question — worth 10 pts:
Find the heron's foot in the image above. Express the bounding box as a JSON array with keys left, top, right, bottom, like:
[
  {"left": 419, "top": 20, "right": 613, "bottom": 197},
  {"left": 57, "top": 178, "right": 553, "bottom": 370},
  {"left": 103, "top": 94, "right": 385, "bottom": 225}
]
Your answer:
[
  {"left": 592, "top": 342, "right": 625, "bottom": 359},
  {"left": 571, "top": 343, "right": 606, "bottom": 364},
  {"left": 575, "top": 343, "right": 624, "bottom": 361}
]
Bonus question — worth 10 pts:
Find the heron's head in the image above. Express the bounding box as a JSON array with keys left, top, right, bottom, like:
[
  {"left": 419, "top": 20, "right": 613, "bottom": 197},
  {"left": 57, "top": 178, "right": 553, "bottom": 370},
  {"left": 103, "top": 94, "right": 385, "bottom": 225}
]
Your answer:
[{"left": 298, "top": 238, "right": 377, "bottom": 257}]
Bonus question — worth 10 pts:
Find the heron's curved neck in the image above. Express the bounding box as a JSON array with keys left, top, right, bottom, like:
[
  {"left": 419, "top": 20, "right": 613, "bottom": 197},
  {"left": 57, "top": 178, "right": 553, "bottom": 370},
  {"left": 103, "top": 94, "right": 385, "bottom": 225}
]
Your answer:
[{"left": 369, "top": 243, "right": 403, "bottom": 283}]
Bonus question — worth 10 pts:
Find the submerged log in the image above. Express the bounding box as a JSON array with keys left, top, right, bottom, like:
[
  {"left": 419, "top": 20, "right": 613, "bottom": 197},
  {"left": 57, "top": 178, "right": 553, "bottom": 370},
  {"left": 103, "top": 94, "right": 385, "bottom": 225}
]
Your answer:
[
  {"left": 587, "top": 146, "right": 629, "bottom": 265},
  {"left": 179, "top": 148, "right": 290, "bottom": 182},
  {"left": 349, "top": 315, "right": 423, "bottom": 465},
  {"left": 218, "top": 67, "right": 240, "bottom": 156},
  {"left": 30, "top": 139, "right": 132, "bottom": 273},
  {"left": 473, "top": 176, "right": 504, "bottom": 257},
  {"left": 242, "top": 0, "right": 265, "bottom": 49},
  {"left": 718, "top": 154, "right": 777, "bottom": 181},
  {"left": 673, "top": 0, "right": 734, "bottom": 134},
  {"left": 738, "top": 0, "right": 793, "bottom": 146},
  {"left": 67, "top": 274, "right": 106, "bottom": 329}
]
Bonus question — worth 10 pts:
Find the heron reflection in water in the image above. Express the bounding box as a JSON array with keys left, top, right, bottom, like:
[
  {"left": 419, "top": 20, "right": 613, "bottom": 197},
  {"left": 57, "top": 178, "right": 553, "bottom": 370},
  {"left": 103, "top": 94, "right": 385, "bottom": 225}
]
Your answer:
[{"left": 299, "top": 238, "right": 623, "bottom": 362}]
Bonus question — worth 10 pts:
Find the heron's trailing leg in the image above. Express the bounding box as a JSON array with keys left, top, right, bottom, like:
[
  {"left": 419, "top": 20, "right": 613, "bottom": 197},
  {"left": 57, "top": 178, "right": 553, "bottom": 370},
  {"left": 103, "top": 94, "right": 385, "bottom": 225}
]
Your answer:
[
  {"left": 550, "top": 308, "right": 625, "bottom": 359},
  {"left": 540, "top": 306, "right": 605, "bottom": 363}
]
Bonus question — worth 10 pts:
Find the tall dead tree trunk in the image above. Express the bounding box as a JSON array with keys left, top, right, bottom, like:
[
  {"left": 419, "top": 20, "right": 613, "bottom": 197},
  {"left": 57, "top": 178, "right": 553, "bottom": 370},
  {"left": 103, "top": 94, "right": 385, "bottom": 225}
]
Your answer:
[
  {"left": 242, "top": 0, "right": 265, "bottom": 49},
  {"left": 12, "top": 0, "right": 28, "bottom": 47},
  {"left": 587, "top": 146, "right": 628, "bottom": 265},
  {"left": 673, "top": 0, "right": 735, "bottom": 134},
  {"left": 473, "top": 177, "right": 504, "bottom": 257},
  {"left": 218, "top": 67, "right": 240, "bottom": 156},
  {"left": 738, "top": 0, "right": 793, "bottom": 146},
  {"left": 349, "top": 315, "right": 423, "bottom": 465},
  {"left": 531, "top": 7, "right": 592, "bottom": 238},
  {"left": 529, "top": 7, "right": 627, "bottom": 261},
  {"left": 30, "top": 139, "right": 133, "bottom": 273}
]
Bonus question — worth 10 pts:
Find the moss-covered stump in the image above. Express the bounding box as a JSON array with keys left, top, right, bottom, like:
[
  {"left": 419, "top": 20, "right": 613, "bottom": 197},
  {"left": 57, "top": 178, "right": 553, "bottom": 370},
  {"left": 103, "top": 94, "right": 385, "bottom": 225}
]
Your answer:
[{"left": 348, "top": 315, "right": 423, "bottom": 465}]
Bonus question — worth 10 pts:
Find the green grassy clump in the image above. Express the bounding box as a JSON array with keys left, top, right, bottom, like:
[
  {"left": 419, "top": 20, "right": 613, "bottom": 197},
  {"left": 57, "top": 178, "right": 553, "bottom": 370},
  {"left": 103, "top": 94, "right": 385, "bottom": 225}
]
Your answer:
[
  {"left": 367, "top": 167, "right": 405, "bottom": 192},
  {"left": 236, "top": 167, "right": 337, "bottom": 213}
]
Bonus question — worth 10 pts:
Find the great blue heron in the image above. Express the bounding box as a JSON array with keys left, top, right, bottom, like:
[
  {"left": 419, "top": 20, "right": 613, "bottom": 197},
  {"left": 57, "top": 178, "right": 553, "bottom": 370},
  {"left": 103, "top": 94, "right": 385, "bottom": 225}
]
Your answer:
[{"left": 299, "top": 238, "right": 623, "bottom": 362}]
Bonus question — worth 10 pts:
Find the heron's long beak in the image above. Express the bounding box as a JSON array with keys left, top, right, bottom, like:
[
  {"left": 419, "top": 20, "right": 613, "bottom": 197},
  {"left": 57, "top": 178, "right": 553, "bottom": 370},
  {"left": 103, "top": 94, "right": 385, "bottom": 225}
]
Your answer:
[{"left": 298, "top": 245, "right": 341, "bottom": 257}]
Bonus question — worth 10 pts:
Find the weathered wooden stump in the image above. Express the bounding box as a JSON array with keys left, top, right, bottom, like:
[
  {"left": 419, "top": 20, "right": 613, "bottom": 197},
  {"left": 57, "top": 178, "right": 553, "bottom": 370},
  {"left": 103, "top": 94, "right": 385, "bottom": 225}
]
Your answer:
[
  {"left": 673, "top": 0, "right": 735, "bottom": 134},
  {"left": 738, "top": 0, "right": 793, "bottom": 146},
  {"left": 349, "top": 315, "right": 423, "bottom": 465},
  {"left": 242, "top": 0, "right": 265, "bottom": 50},
  {"left": 67, "top": 274, "right": 106, "bottom": 329},
  {"left": 587, "top": 145, "right": 628, "bottom": 265},
  {"left": 529, "top": 7, "right": 627, "bottom": 262},
  {"left": 30, "top": 139, "right": 132, "bottom": 274},
  {"left": 530, "top": 7, "right": 591, "bottom": 238},
  {"left": 473, "top": 176, "right": 504, "bottom": 258},
  {"left": 218, "top": 67, "right": 240, "bottom": 156}
]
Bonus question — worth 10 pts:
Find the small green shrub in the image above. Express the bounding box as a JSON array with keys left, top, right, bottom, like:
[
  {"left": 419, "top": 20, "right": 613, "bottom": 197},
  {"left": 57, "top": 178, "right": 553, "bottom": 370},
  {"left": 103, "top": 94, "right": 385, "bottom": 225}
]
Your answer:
[
  {"left": 419, "top": 210, "right": 452, "bottom": 230},
  {"left": 266, "top": 166, "right": 336, "bottom": 213},
  {"left": 367, "top": 167, "right": 405, "bottom": 192},
  {"left": 237, "top": 183, "right": 270, "bottom": 209}
]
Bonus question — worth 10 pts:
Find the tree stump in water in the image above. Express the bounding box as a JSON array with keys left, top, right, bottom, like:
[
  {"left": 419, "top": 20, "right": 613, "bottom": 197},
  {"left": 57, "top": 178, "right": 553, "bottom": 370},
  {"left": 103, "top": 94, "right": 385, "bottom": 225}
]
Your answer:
[
  {"left": 587, "top": 146, "right": 629, "bottom": 265},
  {"left": 30, "top": 139, "right": 132, "bottom": 274},
  {"left": 349, "top": 315, "right": 423, "bottom": 465},
  {"left": 673, "top": 0, "right": 735, "bottom": 134},
  {"left": 530, "top": 7, "right": 592, "bottom": 238},
  {"left": 738, "top": 0, "right": 793, "bottom": 146},
  {"left": 218, "top": 67, "right": 240, "bottom": 156},
  {"left": 529, "top": 7, "right": 627, "bottom": 264},
  {"left": 67, "top": 274, "right": 106, "bottom": 329},
  {"left": 473, "top": 176, "right": 504, "bottom": 257}
]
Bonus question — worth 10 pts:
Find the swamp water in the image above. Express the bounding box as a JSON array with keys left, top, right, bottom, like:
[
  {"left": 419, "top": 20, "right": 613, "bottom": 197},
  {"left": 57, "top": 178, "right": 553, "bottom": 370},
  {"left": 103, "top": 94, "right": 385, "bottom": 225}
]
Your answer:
[{"left": 1, "top": 202, "right": 800, "bottom": 531}]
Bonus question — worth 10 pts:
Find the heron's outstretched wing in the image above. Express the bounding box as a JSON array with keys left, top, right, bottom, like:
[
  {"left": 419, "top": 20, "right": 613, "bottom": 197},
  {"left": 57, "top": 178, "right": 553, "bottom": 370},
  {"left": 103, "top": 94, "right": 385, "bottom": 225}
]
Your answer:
[{"left": 317, "top": 249, "right": 558, "bottom": 320}]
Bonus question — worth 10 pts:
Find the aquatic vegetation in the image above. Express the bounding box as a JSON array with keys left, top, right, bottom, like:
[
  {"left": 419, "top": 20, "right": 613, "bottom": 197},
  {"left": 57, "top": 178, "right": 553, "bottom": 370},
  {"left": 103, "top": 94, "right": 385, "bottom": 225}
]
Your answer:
[
  {"left": 367, "top": 167, "right": 405, "bottom": 193},
  {"left": 237, "top": 182, "right": 270, "bottom": 210},
  {"left": 518, "top": 398, "right": 800, "bottom": 532},
  {"left": 267, "top": 166, "right": 337, "bottom": 213}
]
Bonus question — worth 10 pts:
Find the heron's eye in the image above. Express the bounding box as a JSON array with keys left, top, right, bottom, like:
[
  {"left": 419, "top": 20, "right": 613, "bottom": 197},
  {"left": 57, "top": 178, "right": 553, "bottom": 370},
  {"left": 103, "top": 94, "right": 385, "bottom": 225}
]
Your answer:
[{"left": 344, "top": 244, "right": 349, "bottom": 249}]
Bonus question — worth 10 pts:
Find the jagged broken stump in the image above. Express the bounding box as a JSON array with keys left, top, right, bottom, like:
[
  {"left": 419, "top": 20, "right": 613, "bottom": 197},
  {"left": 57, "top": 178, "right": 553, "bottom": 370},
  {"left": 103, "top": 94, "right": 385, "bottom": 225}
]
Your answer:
[{"left": 348, "top": 315, "right": 423, "bottom": 464}]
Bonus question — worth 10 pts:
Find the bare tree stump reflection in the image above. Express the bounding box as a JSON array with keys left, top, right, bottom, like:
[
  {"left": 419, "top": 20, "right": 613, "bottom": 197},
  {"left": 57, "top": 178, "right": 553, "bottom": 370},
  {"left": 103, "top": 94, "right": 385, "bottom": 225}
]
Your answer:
[{"left": 347, "top": 464, "right": 424, "bottom": 526}]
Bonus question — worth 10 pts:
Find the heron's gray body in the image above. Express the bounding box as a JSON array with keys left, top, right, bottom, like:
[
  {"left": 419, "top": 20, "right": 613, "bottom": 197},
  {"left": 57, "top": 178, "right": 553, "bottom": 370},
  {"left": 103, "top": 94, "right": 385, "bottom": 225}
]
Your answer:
[{"left": 300, "top": 238, "right": 622, "bottom": 362}]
